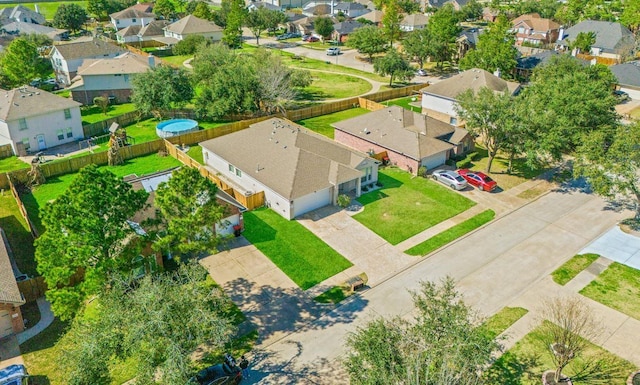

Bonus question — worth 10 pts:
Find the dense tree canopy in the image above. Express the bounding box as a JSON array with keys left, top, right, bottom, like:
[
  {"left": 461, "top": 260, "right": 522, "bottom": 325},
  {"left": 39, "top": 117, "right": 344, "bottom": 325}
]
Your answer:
[
  {"left": 173, "top": 34, "right": 207, "bottom": 55},
  {"left": 35, "top": 165, "right": 148, "bottom": 320},
  {"left": 403, "top": 28, "right": 432, "bottom": 69},
  {"left": 245, "top": 6, "right": 286, "bottom": 45},
  {"left": 374, "top": 49, "right": 415, "bottom": 86},
  {"left": 192, "top": 1, "right": 214, "bottom": 20},
  {"left": 131, "top": 65, "right": 194, "bottom": 118},
  {"left": 426, "top": 4, "right": 461, "bottom": 67},
  {"left": 380, "top": 0, "right": 403, "bottom": 45},
  {"left": 346, "top": 25, "right": 387, "bottom": 62},
  {"left": 222, "top": 0, "right": 246, "bottom": 47},
  {"left": 314, "top": 16, "right": 334, "bottom": 41},
  {"left": 53, "top": 3, "right": 88, "bottom": 32},
  {"left": 0, "top": 38, "right": 51, "bottom": 87},
  {"left": 59, "top": 262, "right": 236, "bottom": 384},
  {"left": 344, "top": 278, "right": 500, "bottom": 385},
  {"left": 459, "top": 16, "right": 518, "bottom": 75},
  {"left": 620, "top": 0, "right": 640, "bottom": 33},
  {"left": 153, "top": 0, "right": 176, "bottom": 19}
]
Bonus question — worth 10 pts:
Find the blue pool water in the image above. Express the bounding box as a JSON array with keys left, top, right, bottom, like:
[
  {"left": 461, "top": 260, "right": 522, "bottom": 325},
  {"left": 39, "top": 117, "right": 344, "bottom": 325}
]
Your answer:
[{"left": 156, "top": 119, "right": 198, "bottom": 138}]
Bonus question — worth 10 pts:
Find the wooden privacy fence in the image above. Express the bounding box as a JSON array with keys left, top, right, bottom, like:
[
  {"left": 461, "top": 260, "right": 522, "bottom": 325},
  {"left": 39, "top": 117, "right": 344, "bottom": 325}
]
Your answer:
[
  {"left": 7, "top": 174, "right": 38, "bottom": 238},
  {"left": 0, "top": 144, "right": 13, "bottom": 160},
  {"left": 83, "top": 111, "right": 147, "bottom": 138},
  {"left": 17, "top": 277, "right": 47, "bottom": 303},
  {"left": 575, "top": 53, "right": 620, "bottom": 66}
]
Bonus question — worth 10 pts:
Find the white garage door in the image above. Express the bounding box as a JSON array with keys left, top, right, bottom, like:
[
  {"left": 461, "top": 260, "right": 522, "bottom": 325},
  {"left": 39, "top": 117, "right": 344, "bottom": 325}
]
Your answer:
[
  {"left": 421, "top": 152, "right": 447, "bottom": 170},
  {"left": 0, "top": 309, "right": 13, "bottom": 338},
  {"left": 292, "top": 188, "right": 332, "bottom": 218}
]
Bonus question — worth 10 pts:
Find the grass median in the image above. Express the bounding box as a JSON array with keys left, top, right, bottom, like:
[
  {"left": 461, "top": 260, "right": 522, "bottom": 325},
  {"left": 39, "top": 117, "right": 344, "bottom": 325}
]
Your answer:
[
  {"left": 551, "top": 253, "right": 599, "bottom": 285},
  {"left": 405, "top": 209, "right": 495, "bottom": 256},
  {"left": 580, "top": 262, "right": 640, "bottom": 320}
]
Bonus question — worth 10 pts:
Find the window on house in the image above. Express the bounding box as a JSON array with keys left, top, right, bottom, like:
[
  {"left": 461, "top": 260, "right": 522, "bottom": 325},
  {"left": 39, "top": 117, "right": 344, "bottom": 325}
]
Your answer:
[
  {"left": 236, "top": 168, "right": 242, "bottom": 177},
  {"left": 22, "top": 138, "right": 30, "bottom": 151},
  {"left": 228, "top": 164, "right": 235, "bottom": 172},
  {"left": 124, "top": 74, "right": 129, "bottom": 82},
  {"left": 18, "top": 118, "right": 27, "bottom": 130},
  {"left": 64, "top": 108, "right": 71, "bottom": 119},
  {"left": 132, "top": 18, "right": 137, "bottom": 22},
  {"left": 449, "top": 117, "right": 457, "bottom": 125},
  {"left": 66, "top": 127, "right": 73, "bottom": 138},
  {"left": 57, "top": 129, "right": 64, "bottom": 140}
]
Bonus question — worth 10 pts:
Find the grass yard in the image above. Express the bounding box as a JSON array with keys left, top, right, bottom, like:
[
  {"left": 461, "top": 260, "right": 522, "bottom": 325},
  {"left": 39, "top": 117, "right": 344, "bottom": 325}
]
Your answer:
[
  {"left": 186, "top": 144, "right": 204, "bottom": 164},
  {"left": 384, "top": 96, "right": 422, "bottom": 113},
  {"left": 354, "top": 169, "right": 475, "bottom": 245},
  {"left": 468, "top": 147, "right": 549, "bottom": 191},
  {"left": 405, "top": 209, "right": 495, "bottom": 256},
  {"left": 0, "top": 156, "right": 29, "bottom": 173},
  {"left": 580, "top": 262, "right": 640, "bottom": 320},
  {"left": 484, "top": 321, "right": 636, "bottom": 385},
  {"left": 80, "top": 103, "right": 137, "bottom": 125},
  {"left": 481, "top": 307, "right": 528, "bottom": 339},
  {"left": 0, "top": 1, "right": 88, "bottom": 19},
  {"left": 242, "top": 208, "right": 353, "bottom": 290},
  {"left": 298, "top": 71, "right": 372, "bottom": 100},
  {"left": 551, "top": 253, "right": 600, "bottom": 285},
  {"left": 160, "top": 54, "right": 193, "bottom": 68},
  {"left": 0, "top": 193, "right": 37, "bottom": 276},
  {"left": 22, "top": 152, "right": 181, "bottom": 234},
  {"left": 296, "top": 107, "right": 369, "bottom": 138},
  {"left": 277, "top": 51, "right": 389, "bottom": 83}
]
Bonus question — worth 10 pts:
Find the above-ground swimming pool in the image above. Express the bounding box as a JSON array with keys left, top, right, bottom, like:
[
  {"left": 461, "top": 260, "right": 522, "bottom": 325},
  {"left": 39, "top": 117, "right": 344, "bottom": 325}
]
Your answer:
[{"left": 156, "top": 119, "right": 199, "bottom": 138}]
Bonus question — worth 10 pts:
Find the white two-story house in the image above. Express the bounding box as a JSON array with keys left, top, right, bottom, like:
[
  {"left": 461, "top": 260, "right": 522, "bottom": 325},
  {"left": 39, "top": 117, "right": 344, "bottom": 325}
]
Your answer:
[
  {"left": 69, "top": 52, "right": 153, "bottom": 105},
  {"left": 110, "top": 4, "right": 156, "bottom": 30},
  {"left": 0, "top": 87, "right": 83, "bottom": 156},
  {"left": 50, "top": 39, "right": 127, "bottom": 85}
]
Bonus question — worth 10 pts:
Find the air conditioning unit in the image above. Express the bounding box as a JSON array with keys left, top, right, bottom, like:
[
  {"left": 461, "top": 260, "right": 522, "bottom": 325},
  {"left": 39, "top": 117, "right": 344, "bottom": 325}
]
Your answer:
[{"left": 244, "top": 190, "right": 253, "bottom": 196}]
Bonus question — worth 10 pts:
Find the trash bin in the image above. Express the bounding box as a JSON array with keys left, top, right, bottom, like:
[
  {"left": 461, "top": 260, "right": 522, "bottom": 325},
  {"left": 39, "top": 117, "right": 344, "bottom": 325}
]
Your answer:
[
  {"left": 233, "top": 225, "right": 242, "bottom": 237},
  {"left": 346, "top": 276, "right": 365, "bottom": 292}
]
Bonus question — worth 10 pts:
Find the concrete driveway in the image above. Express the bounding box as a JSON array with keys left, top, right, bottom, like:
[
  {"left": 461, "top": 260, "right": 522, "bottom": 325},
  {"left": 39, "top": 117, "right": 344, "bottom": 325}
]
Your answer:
[{"left": 580, "top": 226, "right": 640, "bottom": 269}]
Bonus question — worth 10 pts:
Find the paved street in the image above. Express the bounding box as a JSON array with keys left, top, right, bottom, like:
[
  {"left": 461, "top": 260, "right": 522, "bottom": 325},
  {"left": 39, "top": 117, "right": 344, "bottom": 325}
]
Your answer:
[{"left": 244, "top": 183, "right": 636, "bottom": 384}]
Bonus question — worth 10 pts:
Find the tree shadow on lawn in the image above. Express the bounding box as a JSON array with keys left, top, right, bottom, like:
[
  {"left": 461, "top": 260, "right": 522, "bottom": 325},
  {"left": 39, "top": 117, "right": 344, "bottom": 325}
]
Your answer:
[
  {"left": 354, "top": 170, "right": 403, "bottom": 205},
  {"left": 221, "top": 277, "right": 368, "bottom": 346},
  {"left": 295, "top": 88, "right": 331, "bottom": 101},
  {"left": 0, "top": 214, "right": 37, "bottom": 276},
  {"left": 484, "top": 351, "right": 541, "bottom": 385}
]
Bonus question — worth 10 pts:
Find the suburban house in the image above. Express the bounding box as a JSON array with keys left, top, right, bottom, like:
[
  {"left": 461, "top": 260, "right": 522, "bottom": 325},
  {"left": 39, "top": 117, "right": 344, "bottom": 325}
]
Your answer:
[
  {"left": 69, "top": 52, "right": 154, "bottom": 105},
  {"left": 456, "top": 28, "right": 483, "bottom": 60},
  {"left": 162, "top": 15, "right": 223, "bottom": 43},
  {"left": 0, "top": 5, "right": 45, "bottom": 25},
  {"left": 117, "top": 19, "right": 172, "bottom": 46},
  {"left": 400, "top": 13, "right": 429, "bottom": 32},
  {"left": 0, "top": 21, "right": 68, "bottom": 41},
  {"left": 247, "top": 2, "right": 282, "bottom": 12},
  {"left": 303, "top": 3, "right": 332, "bottom": 16},
  {"left": 556, "top": 20, "right": 635, "bottom": 62},
  {"left": 421, "top": 68, "right": 520, "bottom": 125},
  {"left": 255, "top": 0, "right": 305, "bottom": 9},
  {"left": 286, "top": 13, "right": 314, "bottom": 35},
  {"left": 513, "top": 50, "right": 560, "bottom": 81},
  {"left": 110, "top": 4, "right": 156, "bottom": 30},
  {"left": 357, "top": 9, "right": 383, "bottom": 25},
  {"left": 334, "top": 2, "right": 368, "bottom": 18},
  {"left": 332, "top": 20, "right": 364, "bottom": 42},
  {"left": 333, "top": 106, "right": 473, "bottom": 174},
  {"left": 354, "top": 0, "right": 376, "bottom": 11},
  {"left": 0, "top": 86, "right": 83, "bottom": 155},
  {"left": 200, "top": 117, "right": 380, "bottom": 220},
  {"left": 482, "top": 7, "right": 499, "bottom": 22},
  {"left": 610, "top": 61, "right": 640, "bottom": 100},
  {"left": 50, "top": 39, "right": 127, "bottom": 85},
  {"left": 422, "top": 0, "right": 468, "bottom": 11},
  {"left": 0, "top": 228, "right": 25, "bottom": 339},
  {"left": 511, "top": 13, "right": 561, "bottom": 46}
]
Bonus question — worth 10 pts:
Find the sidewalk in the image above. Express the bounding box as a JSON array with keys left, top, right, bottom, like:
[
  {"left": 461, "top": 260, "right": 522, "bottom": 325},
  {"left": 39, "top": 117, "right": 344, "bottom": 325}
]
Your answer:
[{"left": 17, "top": 297, "right": 54, "bottom": 345}]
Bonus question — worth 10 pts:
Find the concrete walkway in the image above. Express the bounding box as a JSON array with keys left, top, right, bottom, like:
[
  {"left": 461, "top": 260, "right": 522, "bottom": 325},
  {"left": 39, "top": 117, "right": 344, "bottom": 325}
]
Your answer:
[
  {"left": 580, "top": 226, "right": 640, "bottom": 269},
  {"left": 17, "top": 297, "right": 54, "bottom": 344}
]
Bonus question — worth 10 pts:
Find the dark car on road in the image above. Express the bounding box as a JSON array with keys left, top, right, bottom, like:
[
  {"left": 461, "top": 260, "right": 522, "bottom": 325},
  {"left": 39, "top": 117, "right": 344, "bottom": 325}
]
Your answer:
[
  {"left": 191, "top": 363, "right": 242, "bottom": 385},
  {"left": 458, "top": 169, "right": 498, "bottom": 191}
]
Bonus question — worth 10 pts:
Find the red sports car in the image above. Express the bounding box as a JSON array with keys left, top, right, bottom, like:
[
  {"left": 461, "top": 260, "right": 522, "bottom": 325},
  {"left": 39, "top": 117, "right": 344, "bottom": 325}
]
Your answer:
[{"left": 457, "top": 169, "right": 498, "bottom": 191}]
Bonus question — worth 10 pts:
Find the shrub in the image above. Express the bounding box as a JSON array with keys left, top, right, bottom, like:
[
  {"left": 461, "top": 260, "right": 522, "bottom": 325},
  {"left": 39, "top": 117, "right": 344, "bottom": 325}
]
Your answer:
[
  {"left": 456, "top": 158, "right": 472, "bottom": 169},
  {"left": 173, "top": 35, "right": 206, "bottom": 55},
  {"left": 418, "top": 166, "right": 427, "bottom": 177},
  {"left": 337, "top": 194, "right": 351, "bottom": 208}
]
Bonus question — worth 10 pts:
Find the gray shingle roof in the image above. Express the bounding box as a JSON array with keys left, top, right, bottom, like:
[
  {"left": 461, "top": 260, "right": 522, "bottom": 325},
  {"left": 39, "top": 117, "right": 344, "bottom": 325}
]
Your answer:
[
  {"left": 610, "top": 62, "right": 640, "bottom": 88},
  {"left": 333, "top": 20, "right": 364, "bottom": 34},
  {"left": 421, "top": 68, "right": 520, "bottom": 100},
  {"left": 0, "top": 5, "right": 45, "bottom": 24},
  {"left": 53, "top": 39, "right": 126, "bottom": 61},
  {"left": 200, "top": 118, "right": 370, "bottom": 200},
  {"left": 0, "top": 86, "right": 81, "bottom": 121},
  {"left": 0, "top": 228, "right": 24, "bottom": 305},
  {"left": 332, "top": 106, "right": 463, "bottom": 160},
  {"left": 335, "top": 2, "right": 366, "bottom": 11},
  {"left": 1, "top": 21, "right": 67, "bottom": 38},
  {"left": 109, "top": 6, "right": 155, "bottom": 20},
  {"left": 138, "top": 20, "right": 169, "bottom": 37},
  {"left": 516, "top": 50, "right": 559, "bottom": 69},
  {"left": 558, "top": 20, "right": 635, "bottom": 53},
  {"left": 164, "top": 15, "right": 222, "bottom": 35}
]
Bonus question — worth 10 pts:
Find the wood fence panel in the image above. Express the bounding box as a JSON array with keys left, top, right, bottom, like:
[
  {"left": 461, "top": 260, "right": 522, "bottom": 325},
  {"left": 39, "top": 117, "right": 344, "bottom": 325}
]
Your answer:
[
  {"left": 83, "top": 111, "right": 148, "bottom": 138},
  {"left": 17, "top": 277, "right": 47, "bottom": 303},
  {"left": 7, "top": 174, "right": 38, "bottom": 238},
  {"left": 0, "top": 144, "right": 13, "bottom": 159},
  {"left": 0, "top": 173, "right": 8, "bottom": 190}
]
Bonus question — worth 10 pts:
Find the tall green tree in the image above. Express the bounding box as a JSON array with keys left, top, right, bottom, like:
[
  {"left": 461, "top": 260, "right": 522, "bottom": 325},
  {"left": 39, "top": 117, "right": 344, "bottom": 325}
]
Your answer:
[
  {"left": 381, "top": 0, "right": 403, "bottom": 45},
  {"left": 131, "top": 65, "right": 193, "bottom": 119},
  {"left": 576, "top": 122, "right": 640, "bottom": 218},
  {"left": 569, "top": 31, "right": 596, "bottom": 54},
  {"left": 53, "top": 3, "right": 88, "bottom": 33},
  {"left": 344, "top": 278, "right": 500, "bottom": 385},
  {"left": 154, "top": 167, "right": 229, "bottom": 257},
  {"left": 173, "top": 34, "right": 206, "bottom": 55},
  {"left": 245, "top": 6, "right": 284, "bottom": 45},
  {"left": 459, "top": 15, "right": 518, "bottom": 75},
  {"left": 0, "top": 38, "right": 51, "bottom": 87},
  {"left": 222, "top": 0, "right": 246, "bottom": 48},
  {"left": 263, "top": 7, "right": 287, "bottom": 35},
  {"left": 427, "top": 4, "right": 461, "bottom": 67},
  {"left": 59, "top": 262, "right": 235, "bottom": 384},
  {"left": 346, "top": 25, "right": 387, "bottom": 62},
  {"left": 403, "top": 28, "right": 432, "bottom": 69},
  {"left": 620, "top": 0, "right": 640, "bottom": 33},
  {"left": 458, "top": 0, "right": 483, "bottom": 21},
  {"left": 520, "top": 55, "right": 618, "bottom": 162},
  {"left": 374, "top": 49, "right": 414, "bottom": 86},
  {"left": 34, "top": 165, "right": 148, "bottom": 320},
  {"left": 192, "top": 1, "right": 214, "bottom": 20},
  {"left": 153, "top": 0, "right": 176, "bottom": 19},
  {"left": 314, "top": 16, "right": 334, "bottom": 42}
]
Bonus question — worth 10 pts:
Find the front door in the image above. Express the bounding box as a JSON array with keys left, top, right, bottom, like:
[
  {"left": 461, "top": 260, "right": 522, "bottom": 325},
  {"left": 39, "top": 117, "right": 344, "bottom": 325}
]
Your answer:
[{"left": 36, "top": 134, "right": 46, "bottom": 150}]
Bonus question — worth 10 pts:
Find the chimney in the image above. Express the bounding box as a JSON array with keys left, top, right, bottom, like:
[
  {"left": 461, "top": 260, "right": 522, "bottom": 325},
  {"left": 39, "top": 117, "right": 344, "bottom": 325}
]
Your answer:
[
  {"left": 148, "top": 53, "right": 155, "bottom": 68},
  {"left": 558, "top": 26, "right": 564, "bottom": 41}
]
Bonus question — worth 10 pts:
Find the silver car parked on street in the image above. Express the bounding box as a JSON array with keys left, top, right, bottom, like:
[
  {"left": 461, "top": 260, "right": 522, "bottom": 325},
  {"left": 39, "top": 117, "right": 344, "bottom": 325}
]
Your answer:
[{"left": 431, "top": 169, "right": 468, "bottom": 190}]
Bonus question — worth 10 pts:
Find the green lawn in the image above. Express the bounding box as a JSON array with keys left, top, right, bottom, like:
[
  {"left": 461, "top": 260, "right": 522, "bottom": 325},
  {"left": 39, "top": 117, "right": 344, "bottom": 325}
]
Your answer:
[
  {"left": 23, "top": 152, "right": 181, "bottom": 234},
  {"left": 298, "top": 71, "right": 372, "bottom": 100},
  {"left": 551, "top": 253, "right": 600, "bottom": 285},
  {"left": 0, "top": 194, "right": 37, "bottom": 276},
  {"left": 484, "top": 321, "right": 637, "bottom": 385},
  {"left": 468, "top": 146, "right": 549, "bottom": 191},
  {"left": 186, "top": 144, "right": 204, "bottom": 164},
  {"left": 384, "top": 96, "right": 422, "bottom": 113},
  {"left": 580, "top": 262, "right": 640, "bottom": 320},
  {"left": 242, "top": 208, "right": 353, "bottom": 290},
  {"left": 81, "top": 103, "right": 137, "bottom": 125},
  {"left": 0, "top": 156, "right": 29, "bottom": 173},
  {"left": 0, "top": 1, "right": 88, "bottom": 19},
  {"left": 405, "top": 209, "right": 495, "bottom": 256},
  {"left": 296, "top": 107, "right": 369, "bottom": 138},
  {"left": 160, "top": 54, "right": 193, "bottom": 68},
  {"left": 354, "top": 169, "right": 475, "bottom": 245},
  {"left": 481, "top": 307, "right": 528, "bottom": 339}
]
